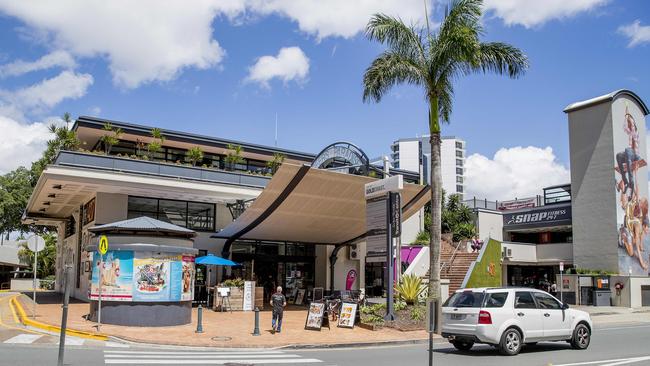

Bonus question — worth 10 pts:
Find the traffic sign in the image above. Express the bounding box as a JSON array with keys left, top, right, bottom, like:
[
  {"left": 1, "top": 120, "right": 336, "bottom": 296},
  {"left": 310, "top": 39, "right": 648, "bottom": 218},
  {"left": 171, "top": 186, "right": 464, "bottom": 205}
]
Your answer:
[
  {"left": 98, "top": 235, "right": 109, "bottom": 255},
  {"left": 559, "top": 262, "right": 564, "bottom": 272},
  {"left": 27, "top": 235, "right": 45, "bottom": 252}
]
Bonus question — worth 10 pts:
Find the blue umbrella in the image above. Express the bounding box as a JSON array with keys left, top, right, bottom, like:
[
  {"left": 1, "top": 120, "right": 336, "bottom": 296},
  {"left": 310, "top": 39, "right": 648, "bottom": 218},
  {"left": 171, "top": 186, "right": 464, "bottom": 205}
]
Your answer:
[{"left": 196, "top": 254, "right": 239, "bottom": 266}]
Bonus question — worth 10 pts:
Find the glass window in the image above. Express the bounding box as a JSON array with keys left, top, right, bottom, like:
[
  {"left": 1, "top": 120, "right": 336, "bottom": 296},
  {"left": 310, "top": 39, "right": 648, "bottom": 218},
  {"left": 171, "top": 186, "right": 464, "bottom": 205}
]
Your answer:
[
  {"left": 456, "top": 150, "right": 463, "bottom": 158},
  {"left": 485, "top": 292, "right": 509, "bottom": 308},
  {"left": 187, "top": 202, "right": 215, "bottom": 231},
  {"left": 456, "top": 185, "right": 464, "bottom": 193},
  {"left": 456, "top": 159, "right": 463, "bottom": 167},
  {"left": 456, "top": 167, "right": 463, "bottom": 175},
  {"left": 158, "top": 199, "right": 187, "bottom": 227},
  {"left": 166, "top": 148, "right": 187, "bottom": 163},
  {"left": 443, "top": 291, "right": 485, "bottom": 308},
  {"left": 455, "top": 141, "right": 463, "bottom": 149},
  {"left": 514, "top": 292, "right": 537, "bottom": 309},
  {"left": 456, "top": 176, "right": 463, "bottom": 183},
  {"left": 533, "top": 292, "right": 562, "bottom": 309},
  {"left": 127, "top": 197, "right": 158, "bottom": 219}
]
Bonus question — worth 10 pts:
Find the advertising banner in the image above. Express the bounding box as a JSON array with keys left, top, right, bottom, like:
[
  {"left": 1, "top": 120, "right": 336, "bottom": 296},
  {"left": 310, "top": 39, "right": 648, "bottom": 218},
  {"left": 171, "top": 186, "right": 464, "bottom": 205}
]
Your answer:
[
  {"left": 498, "top": 198, "right": 537, "bottom": 211},
  {"left": 90, "top": 250, "right": 134, "bottom": 301},
  {"left": 366, "top": 196, "right": 388, "bottom": 258},
  {"left": 337, "top": 302, "right": 357, "bottom": 328},
  {"left": 613, "top": 99, "right": 650, "bottom": 276},
  {"left": 90, "top": 250, "right": 195, "bottom": 302},
  {"left": 503, "top": 205, "right": 572, "bottom": 230},
  {"left": 305, "top": 302, "right": 325, "bottom": 331}
]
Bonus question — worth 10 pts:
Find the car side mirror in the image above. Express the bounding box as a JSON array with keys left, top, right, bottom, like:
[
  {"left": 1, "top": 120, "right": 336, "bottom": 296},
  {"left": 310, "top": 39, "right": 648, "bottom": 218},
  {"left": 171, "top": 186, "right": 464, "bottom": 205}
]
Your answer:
[{"left": 562, "top": 302, "right": 569, "bottom": 310}]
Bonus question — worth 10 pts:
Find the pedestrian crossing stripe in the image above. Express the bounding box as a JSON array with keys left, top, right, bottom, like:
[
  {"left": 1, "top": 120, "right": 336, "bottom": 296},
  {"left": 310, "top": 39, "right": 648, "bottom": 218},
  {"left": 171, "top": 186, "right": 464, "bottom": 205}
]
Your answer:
[
  {"left": 103, "top": 350, "right": 323, "bottom": 364},
  {"left": 4, "top": 334, "right": 43, "bottom": 344}
]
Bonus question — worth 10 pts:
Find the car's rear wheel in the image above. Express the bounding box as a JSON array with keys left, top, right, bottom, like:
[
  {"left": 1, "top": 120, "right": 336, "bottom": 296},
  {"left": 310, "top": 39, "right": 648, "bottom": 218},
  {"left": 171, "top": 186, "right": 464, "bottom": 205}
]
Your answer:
[
  {"left": 451, "top": 340, "right": 474, "bottom": 351},
  {"left": 499, "top": 328, "right": 522, "bottom": 356},
  {"left": 570, "top": 323, "right": 590, "bottom": 350}
]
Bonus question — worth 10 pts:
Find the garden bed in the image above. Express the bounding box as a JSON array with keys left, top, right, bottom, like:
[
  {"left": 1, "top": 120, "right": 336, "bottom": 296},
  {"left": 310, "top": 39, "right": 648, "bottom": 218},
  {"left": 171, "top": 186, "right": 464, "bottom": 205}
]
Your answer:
[{"left": 360, "top": 303, "right": 426, "bottom": 331}]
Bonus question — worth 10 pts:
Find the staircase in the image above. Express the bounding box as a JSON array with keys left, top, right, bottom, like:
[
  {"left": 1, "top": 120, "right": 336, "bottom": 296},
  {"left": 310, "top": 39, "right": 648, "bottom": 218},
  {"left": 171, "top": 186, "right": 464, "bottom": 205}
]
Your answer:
[{"left": 425, "top": 239, "right": 478, "bottom": 293}]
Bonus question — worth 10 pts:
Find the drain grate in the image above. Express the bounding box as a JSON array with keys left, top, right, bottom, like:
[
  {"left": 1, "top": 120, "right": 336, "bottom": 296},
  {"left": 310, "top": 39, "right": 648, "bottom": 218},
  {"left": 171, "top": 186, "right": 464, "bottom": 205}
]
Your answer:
[{"left": 211, "top": 336, "right": 232, "bottom": 342}]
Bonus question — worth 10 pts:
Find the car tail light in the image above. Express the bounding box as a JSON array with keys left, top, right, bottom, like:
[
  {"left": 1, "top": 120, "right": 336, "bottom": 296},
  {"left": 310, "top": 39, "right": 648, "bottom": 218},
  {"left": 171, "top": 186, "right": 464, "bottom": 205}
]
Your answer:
[{"left": 478, "top": 310, "right": 492, "bottom": 325}]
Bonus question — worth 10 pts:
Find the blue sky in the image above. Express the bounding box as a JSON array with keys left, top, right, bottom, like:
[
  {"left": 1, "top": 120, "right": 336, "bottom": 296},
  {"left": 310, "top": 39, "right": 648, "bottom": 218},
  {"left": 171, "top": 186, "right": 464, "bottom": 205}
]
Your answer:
[{"left": 0, "top": 0, "right": 649, "bottom": 200}]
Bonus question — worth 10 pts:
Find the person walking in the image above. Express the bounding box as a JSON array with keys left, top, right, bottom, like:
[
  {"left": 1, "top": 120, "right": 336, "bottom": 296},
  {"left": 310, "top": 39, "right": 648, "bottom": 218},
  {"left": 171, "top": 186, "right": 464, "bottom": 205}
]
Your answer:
[{"left": 270, "top": 286, "right": 286, "bottom": 334}]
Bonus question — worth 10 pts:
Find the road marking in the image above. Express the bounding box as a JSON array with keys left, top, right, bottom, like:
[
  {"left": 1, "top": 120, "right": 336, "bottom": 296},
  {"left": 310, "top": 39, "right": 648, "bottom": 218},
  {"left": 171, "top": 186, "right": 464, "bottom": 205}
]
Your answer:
[
  {"left": 105, "top": 342, "right": 130, "bottom": 348},
  {"left": 104, "top": 350, "right": 323, "bottom": 364},
  {"left": 553, "top": 356, "right": 650, "bottom": 366},
  {"left": 4, "top": 334, "right": 43, "bottom": 344},
  {"left": 597, "top": 325, "right": 650, "bottom": 331},
  {"left": 57, "top": 337, "right": 85, "bottom": 346}
]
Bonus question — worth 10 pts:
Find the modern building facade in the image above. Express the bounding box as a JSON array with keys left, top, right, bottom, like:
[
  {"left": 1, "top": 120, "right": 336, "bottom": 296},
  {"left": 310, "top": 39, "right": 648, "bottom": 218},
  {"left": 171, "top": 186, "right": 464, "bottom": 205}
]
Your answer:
[
  {"left": 23, "top": 116, "right": 426, "bottom": 305},
  {"left": 390, "top": 136, "right": 465, "bottom": 198}
]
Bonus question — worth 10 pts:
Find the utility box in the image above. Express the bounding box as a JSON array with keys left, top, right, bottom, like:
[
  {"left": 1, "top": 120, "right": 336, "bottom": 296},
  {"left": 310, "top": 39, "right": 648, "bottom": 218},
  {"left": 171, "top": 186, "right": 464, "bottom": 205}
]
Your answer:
[{"left": 594, "top": 290, "right": 611, "bottom": 306}]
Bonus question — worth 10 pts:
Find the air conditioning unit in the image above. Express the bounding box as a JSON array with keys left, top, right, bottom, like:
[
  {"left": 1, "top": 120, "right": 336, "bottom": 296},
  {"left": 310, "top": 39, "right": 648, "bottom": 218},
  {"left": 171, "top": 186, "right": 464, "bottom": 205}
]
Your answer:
[
  {"left": 502, "top": 247, "right": 512, "bottom": 259},
  {"left": 349, "top": 244, "right": 359, "bottom": 260}
]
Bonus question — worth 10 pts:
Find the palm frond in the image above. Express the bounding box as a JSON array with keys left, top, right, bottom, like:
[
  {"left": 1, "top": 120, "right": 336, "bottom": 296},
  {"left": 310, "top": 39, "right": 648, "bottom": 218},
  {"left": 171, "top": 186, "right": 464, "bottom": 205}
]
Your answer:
[
  {"left": 366, "top": 13, "right": 426, "bottom": 63},
  {"left": 363, "top": 51, "right": 425, "bottom": 103},
  {"left": 476, "top": 42, "right": 529, "bottom": 78}
]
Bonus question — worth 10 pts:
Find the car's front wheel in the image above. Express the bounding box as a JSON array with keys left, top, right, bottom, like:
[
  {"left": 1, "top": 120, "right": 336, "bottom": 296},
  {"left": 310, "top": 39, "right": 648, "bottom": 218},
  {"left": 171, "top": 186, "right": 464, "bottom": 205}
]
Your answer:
[
  {"left": 499, "top": 328, "right": 522, "bottom": 356},
  {"left": 451, "top": 340, "right": 474, "bottom": 351},
  {"left": 570, "top": 323, "right": 591, "bottom": 350}
]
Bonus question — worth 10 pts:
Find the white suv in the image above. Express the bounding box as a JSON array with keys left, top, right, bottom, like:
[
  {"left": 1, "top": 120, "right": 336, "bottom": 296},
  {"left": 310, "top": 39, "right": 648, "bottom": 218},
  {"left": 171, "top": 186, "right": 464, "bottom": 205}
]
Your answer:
[{"left": 441, "top": 288, "right": 593, "bottom": 356}]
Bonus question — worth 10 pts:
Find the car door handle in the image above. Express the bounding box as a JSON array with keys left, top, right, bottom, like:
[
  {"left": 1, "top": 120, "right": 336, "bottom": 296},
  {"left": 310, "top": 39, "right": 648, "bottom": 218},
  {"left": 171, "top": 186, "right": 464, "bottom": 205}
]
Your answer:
[
  {"left": 544, "top": 313, "right": 550, "bottom": 317},
  {"left": 517, "top": 312, "right": 525, "bottom": 317}
]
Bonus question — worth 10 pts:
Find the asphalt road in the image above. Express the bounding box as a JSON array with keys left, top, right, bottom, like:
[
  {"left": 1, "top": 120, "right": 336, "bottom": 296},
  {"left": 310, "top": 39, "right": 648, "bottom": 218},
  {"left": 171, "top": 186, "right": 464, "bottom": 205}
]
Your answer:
[{"left": 1, "top": 323, "right": 650, "bottom": 366}]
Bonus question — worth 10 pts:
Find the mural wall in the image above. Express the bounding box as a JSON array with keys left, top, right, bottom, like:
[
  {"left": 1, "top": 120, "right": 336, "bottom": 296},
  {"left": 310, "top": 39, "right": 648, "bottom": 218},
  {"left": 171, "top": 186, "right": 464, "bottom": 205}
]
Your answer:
[
  {"left": 614, "top": 99, "right": 650, "bottom": 276},
  {"left": 90, "top": 250, "right": 195, "bottom": 302}
]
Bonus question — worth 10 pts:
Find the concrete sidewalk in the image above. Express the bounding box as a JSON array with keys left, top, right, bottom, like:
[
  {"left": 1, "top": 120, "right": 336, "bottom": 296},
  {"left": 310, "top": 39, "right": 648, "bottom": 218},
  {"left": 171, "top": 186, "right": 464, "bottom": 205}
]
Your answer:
[
  {"left": 14, "top": 293, "right": 432, "bottom": 348},
  {"left": 573, "top": 305, "right": 650, "bottom": 324}
]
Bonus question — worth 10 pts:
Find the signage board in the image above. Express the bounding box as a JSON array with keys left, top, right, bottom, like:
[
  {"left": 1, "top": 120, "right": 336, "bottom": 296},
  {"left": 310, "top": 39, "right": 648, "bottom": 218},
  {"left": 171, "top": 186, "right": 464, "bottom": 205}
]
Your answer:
[
  {"left": 502, "top": 204, "right": 572, "bottom": 229},
  {"left": 365, "top": 196, "right": 388, "bottom": 258},
  {"left": 497, "top": 198, "right": 537, "bottom": 211},
  {"left": 98, "top": 235, "right": 109, "bottom": 255},
  {"left": 337, "top": 302, "right": 358, "bottom": 329},
  {"left": 243, "top": 281, "right": 255, "bottom": 311},
  {"left": 90, "top": 250, "right": 195, "bottom": 302},
  {"left": 364, "top": 175, "right": 403, "bottom": 199},
  {"left": 390, "top": 192, "right": 401, "bottom": 238},
  {"left": 27, "top": 235, "right": 46, "bottom": 252},
  {"left": 560, "top": 262, "right": 564, "bottom": 272},
  {"left": 305, "top": 302, "right": 326, "bottom": 331}
]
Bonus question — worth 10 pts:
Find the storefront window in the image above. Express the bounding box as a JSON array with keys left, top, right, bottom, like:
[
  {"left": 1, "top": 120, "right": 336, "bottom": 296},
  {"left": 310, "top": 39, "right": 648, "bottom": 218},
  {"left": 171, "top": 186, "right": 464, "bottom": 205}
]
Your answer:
[{"left": 127, "top": 196, "right": 215, "bottom": 231}]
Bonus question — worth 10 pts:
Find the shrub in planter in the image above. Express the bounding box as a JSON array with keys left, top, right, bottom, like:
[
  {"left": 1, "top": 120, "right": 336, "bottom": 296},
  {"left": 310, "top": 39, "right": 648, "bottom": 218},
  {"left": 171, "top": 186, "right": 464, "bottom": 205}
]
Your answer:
[{"left": 394, "top": 274, "right": 426, "bottom": 305}]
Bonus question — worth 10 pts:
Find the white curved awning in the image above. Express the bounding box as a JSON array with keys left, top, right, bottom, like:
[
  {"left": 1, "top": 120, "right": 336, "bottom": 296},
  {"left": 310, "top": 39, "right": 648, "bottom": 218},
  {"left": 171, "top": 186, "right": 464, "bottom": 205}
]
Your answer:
[{"left": 215, "top": 163, "right": 429, "bottom": 246}]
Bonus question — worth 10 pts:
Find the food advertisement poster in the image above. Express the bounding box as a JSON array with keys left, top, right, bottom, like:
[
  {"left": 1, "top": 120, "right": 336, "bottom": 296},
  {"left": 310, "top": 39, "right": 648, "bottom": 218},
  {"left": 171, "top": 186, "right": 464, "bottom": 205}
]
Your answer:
[
  {"left": 90, "top": 250, "right": 134, "bottom": 301},
  {"left": 90, "top": 250, "right": 194, "bottom": 302},
  {"left": 305, "top": 302, "right": 325, "bottom": 331},
  {"left": 337, "top": 302, "right": 357, "bottom": 328}
]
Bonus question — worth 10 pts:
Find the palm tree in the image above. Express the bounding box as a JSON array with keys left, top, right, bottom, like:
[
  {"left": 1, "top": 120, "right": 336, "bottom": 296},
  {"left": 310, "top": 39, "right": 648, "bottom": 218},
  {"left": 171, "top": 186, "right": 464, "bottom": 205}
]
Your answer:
[
  {"left": 187, "top": 146, "right": 204, "bottom": 166},
  {"left": 266, "top": 153, "right": 286, "bottom": 174},
  {"left": 224, "top": 144, "right": 245, "bottom": 171},
  {"left": 362, "top": 0, "right": 528, "bottom": 323}
]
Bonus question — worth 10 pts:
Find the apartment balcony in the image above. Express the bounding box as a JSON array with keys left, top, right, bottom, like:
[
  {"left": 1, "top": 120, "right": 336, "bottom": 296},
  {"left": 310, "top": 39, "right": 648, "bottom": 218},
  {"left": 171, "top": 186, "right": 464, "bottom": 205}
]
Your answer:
[{"left": 54, "top": 150, "right": 271, "bottom": 188}]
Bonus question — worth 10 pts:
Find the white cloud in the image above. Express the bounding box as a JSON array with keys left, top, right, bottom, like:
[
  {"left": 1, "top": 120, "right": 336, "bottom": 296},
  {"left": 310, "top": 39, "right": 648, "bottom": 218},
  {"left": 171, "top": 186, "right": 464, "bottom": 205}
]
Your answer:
[
  {"left": 618, "top": 20, "right": 650, "bottom": 47},
  {"left": 248, "top": 0, "right": 432, "bottom": 39},
  {"left": 0, "top": 71, "right": 93, "bottom": 120},
  {"left": 246, "top": 47, "right": 310, "bottom": 88},
  {"left": 483, "top": 0, "right": 608, "bottom": 28},
  {"left": 0, "top": 115, "right": 52, "bottom": 174},
  {"left": 0, "top": 0, "right": 236, "bottom": 89},
  {"left": 465, "top": 146, "right": 570, "bottom": 201},
  {"left": 0, "top": 50, "right": 76, "bottom": 78}
]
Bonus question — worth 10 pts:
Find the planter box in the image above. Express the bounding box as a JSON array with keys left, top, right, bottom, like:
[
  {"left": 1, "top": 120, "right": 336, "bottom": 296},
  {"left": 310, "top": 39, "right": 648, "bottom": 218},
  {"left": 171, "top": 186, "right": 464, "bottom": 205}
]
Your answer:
[{"left": 214, "top": 287, "right": 264, "bottom": 311}]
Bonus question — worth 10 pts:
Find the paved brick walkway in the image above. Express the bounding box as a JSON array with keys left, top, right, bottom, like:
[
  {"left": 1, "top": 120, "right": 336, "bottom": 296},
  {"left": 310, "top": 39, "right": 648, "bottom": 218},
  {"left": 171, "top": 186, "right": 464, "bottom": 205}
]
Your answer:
[{"left": 16, "top": 294, "right": 430, "bottom": 348}]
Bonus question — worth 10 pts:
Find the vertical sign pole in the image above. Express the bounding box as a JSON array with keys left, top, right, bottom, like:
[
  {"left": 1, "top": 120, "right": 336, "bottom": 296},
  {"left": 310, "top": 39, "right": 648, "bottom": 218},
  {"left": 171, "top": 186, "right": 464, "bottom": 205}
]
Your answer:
[
  {"left": 559, "top": 261, "right": 564, "bottom": 303},
  {"left": 385, "top": 194, "right": 395, "bottom": 321},
  {"left": 98, "top": 252, "right": 103, "bottom": 330},
  {"left": 57, "top": 266, "right": 71, "bottom": 366},
  {"left": 32, "top": 246, "right": 38, "bottom": 318}
]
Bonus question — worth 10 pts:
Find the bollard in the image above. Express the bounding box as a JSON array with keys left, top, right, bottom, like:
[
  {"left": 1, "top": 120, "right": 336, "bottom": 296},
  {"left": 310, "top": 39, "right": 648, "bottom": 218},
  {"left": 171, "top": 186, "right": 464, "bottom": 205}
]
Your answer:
[
  {"left": 252, "top": 307, "right": 261, "bottom": 336},
  {"left": 196, "top": 304, "right": 204, "bottom": 333}
]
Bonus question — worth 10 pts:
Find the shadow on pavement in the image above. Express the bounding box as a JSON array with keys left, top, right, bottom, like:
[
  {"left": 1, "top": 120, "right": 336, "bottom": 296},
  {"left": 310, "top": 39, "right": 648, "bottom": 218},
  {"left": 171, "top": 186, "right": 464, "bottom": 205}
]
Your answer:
[{"left": 435, "top": 342, "right": 575, "bottom": 357}]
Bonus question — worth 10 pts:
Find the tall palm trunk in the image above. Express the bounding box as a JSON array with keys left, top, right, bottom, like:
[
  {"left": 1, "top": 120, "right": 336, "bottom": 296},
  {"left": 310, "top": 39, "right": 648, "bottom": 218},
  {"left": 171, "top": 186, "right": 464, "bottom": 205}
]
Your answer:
[{"left": 428, "top": 96, "right": 442, "bottom": 333}]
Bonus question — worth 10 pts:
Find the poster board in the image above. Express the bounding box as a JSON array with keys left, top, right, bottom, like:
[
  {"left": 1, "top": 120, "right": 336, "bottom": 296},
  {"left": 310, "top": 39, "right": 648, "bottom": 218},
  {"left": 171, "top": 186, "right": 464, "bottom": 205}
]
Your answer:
[
  {"left": 337, "top": 302, "right": 357, "bottom": 328},
  {"left": 294, "top": 289, "right": 305, "bottom": 305},
  {"left": 243, "top": 281, "right": 255, "bottom": 311},
  {"left": 313, "top": 287, "right": 324, "bottom": 302},
  {"left": 305, "top": 302, "right": 325, "bottom": 331}
]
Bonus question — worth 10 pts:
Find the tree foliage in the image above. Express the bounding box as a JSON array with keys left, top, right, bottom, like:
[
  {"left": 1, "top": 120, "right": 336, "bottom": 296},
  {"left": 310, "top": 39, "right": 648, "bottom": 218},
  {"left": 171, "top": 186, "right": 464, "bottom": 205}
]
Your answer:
[
  {"left": 224, "top": 144, "right": 245, "bottom": 170},
  {"left": 363, "top": 0, "right": 527, "bottom": 306},
  {"left": 266, "top": 153, "right": 285, "bottom": 174},
  {"left": 0, "top": 167, "right": 33, "bottom": 237},
  {"left": 100, "top": 122, "right": 123, "bottom": 154},
  {"left": 187, "top": 146, "right": 204, "bottom": 166},
  {"left": 17, "top": 232, "right": 58, "bottom": 278}
]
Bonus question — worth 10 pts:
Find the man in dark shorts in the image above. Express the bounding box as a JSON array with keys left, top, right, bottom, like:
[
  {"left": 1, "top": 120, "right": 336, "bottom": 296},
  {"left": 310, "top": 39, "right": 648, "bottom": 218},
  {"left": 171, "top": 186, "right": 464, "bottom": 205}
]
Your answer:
[{"left": 270, "top": 286, "right": 286, "bottom": 334}]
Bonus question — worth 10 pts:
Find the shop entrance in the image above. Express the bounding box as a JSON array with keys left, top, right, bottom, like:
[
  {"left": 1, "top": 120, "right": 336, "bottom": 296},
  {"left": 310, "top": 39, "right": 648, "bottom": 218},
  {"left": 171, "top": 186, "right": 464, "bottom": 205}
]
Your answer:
[
  {"left": 506, "top": 265, "right": 558, "bottom": 293},
  {"left": 230, "top": 241, "right": 315, "bottom": 307}
]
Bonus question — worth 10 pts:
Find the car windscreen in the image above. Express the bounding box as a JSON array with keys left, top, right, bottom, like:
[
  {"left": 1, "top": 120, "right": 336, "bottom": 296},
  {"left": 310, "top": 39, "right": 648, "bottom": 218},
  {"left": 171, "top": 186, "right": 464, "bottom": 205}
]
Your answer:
[{"left": 443, "top": 291, "right": 485, "bottom": 308}]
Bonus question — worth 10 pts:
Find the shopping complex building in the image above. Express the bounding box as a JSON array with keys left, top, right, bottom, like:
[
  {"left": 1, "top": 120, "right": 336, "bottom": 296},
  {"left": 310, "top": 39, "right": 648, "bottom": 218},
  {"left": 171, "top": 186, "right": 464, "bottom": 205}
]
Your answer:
[
  {"left": 20, "top": 89, "right": 650, "bottom": 322},
  {"left": 21, "top": 116, "right": 427, "bottom": 320}
]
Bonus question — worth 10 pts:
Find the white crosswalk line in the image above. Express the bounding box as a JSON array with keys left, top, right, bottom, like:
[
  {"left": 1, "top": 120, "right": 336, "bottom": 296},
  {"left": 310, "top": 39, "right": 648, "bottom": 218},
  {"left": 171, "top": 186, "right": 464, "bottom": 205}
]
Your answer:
[
  {"left": 58, "top": 337, "right": 85, "bottom": 346},
  {"left": 105, "top": 342, "right": 130, "bottom": 348},
  {"left": 4, "top": 334, "right": 43, "bottom": 344},
  {"left": 103, "top": 349, "right": 323, "bottom": 364}
]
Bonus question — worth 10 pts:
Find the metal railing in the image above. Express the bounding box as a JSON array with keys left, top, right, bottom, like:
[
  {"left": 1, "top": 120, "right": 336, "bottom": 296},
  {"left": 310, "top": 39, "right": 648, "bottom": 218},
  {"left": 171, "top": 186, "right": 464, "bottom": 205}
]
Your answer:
[
  {"left": 55, "top": 151, "right": 272, "bottom": 188},
  {"left": 440, "top": 240, "right": 465, "bottom": 274}
]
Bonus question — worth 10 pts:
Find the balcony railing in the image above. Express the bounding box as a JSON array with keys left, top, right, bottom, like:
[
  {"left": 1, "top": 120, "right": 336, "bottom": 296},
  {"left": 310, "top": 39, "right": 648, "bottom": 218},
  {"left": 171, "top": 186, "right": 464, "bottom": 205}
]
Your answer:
[{"left": 54, "top": 151, "right": 271, "bottom": 188}]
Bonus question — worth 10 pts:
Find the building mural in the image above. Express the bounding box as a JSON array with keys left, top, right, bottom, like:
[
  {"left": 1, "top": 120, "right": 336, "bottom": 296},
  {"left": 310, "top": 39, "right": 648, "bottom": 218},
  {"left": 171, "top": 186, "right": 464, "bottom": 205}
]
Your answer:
[{"left": 615, "top": 102, "right": 650, "bottom": 275}]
